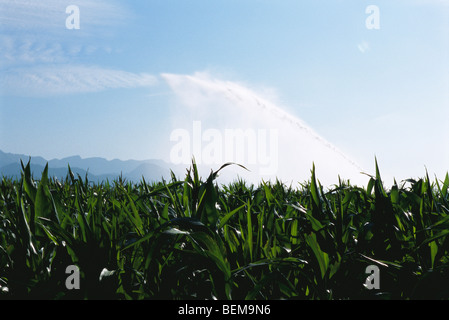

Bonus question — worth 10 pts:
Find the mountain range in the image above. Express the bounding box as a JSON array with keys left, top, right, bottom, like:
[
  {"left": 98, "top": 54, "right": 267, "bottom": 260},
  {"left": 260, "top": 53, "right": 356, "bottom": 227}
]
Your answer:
[
  {"left": 0, "top": 149, "right": 252, "bottom": 185},
  {"left": 0, "top": 150, "right": 188, "bottom": 184}
]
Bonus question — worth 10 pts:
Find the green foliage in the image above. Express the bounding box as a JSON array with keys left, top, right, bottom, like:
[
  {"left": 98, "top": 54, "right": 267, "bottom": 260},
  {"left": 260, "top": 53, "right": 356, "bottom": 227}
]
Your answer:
[{"left": 1, "top": 159, "right": 449, "bottom": 299}]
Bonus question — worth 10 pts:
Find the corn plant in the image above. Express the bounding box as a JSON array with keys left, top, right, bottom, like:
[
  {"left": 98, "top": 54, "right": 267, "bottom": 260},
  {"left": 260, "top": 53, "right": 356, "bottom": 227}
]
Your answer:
[{"left": 1, "top": 158, "right": 449, "bottom": 299}]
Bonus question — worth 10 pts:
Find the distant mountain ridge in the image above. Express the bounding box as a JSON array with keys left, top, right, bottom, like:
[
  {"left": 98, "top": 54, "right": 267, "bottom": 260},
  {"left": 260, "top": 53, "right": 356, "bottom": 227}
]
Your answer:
[{"left": 0, "top": 150, "right": 182, "bottom": 183}]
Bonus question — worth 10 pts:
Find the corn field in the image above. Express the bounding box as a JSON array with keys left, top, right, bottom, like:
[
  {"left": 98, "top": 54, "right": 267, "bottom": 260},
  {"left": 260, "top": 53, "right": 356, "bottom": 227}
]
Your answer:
[{"left": 1, "top": 159, "right": 449, "bottom": 300}]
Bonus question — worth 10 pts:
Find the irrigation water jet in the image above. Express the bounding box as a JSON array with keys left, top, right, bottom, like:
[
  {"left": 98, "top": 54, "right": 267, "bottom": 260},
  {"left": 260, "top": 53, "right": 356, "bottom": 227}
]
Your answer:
[{"left": 162, "top": 72, "right": 369, "bottom": 187}]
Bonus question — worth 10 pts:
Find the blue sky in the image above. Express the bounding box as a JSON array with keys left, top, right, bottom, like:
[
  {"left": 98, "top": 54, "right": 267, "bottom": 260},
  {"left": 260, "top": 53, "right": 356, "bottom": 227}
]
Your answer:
[{"left": 0, "top": 0, "right": 448, "bottom": 185}]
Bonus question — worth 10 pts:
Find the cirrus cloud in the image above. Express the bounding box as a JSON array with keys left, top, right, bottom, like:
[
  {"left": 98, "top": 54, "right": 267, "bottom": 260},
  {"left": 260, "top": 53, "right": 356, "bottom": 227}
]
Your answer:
[
  {"left": 1, "top": 65, "right": 158, "bottom": 96},
  {"left": 0, "top": 0, "right": 130, "bottom": 33}
]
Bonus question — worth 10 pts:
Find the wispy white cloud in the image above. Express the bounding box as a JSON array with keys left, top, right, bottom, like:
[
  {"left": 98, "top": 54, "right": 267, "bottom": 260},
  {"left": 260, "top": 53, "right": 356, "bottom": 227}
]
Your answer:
[
  {"left": 0, "top": 0, "right": 129, "bottom": 32},
  {"left": 0, "top": 36, "right": 66, "bottom": 66},
  {"left": 1, "top": 65, "right": 158, "bottom": 96},
  {"left": 0, "top": 35, "right": 117, "bottom": 68},
  {"left": 0, "top": 0, "right": 130, "bottom": 68},
  {"left": 0, "top": 1, "right": 149, "bottom": 96}
]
